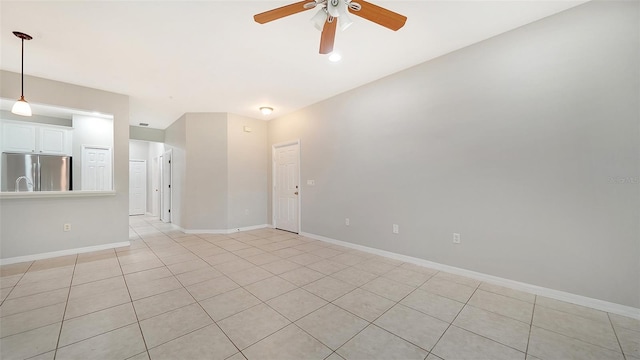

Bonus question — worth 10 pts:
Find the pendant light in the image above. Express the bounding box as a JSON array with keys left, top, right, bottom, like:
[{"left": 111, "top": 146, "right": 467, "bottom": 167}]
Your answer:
[{"left": 11, "top": 31, "right": 33, "bottom": 117}]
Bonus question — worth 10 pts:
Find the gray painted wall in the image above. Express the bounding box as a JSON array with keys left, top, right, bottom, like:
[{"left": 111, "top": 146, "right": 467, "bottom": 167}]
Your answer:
[
  {"left": 268, "top": 1, "right": 639, "bottom": 307},
  {"left": 0, "top": 110, "right": 71, "bottom": 127},
  {"left": 184, "top": 113, "right": 228, "bottom": 230},
  {"left": 162, "top": 112, "right": 268, "bottom": 231},
  {"left": 0, "top": 71, "right": 129, "bottom": 259},
  {"left": 228, "top": 114, "right": 268, "bottom": 229},
  {"left": 130, "top": 126, "right": 165, "bottom": 143}
]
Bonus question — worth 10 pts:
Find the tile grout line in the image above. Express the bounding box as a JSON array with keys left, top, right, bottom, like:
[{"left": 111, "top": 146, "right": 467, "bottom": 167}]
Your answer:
[
  {"left": 524, "top": 294, "right": 538, "bottom": 359},
  {"left": 529, "top": 323, "right": 626, "bottom": 356},
  {"left": 427, "top": 283, "right": 480, "bottom": 357},
  {"left": 607, "top": 312, "right": 628, "bottom": 360},
  {"left": 52, "top": 254, "right": 79, "bottom": 360},
  {"left": 117, "top": 245, "right": 153, "bottom": 358},
  {"left": 0, "top": 260, "right": 35, "bottom": 307}
]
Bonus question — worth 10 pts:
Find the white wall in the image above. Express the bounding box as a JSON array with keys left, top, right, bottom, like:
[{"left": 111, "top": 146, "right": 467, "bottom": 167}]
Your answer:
[
  {"left": 268, "top": 1, "right": 639, "bottom": 308},
  {"left": 1, "top": 71, "right": 129, "bottom": 259},
  {"left": 129, "top": 140, "right": 149, "bottom": 161}
]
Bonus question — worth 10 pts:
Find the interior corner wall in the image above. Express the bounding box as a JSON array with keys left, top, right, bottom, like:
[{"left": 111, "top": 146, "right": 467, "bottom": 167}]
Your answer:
[
  {"left": 0, "top": 70, "right": 129, "bottom": 259},
  {"left": 227, "top": 114, "right": 268, "bottom": 229},
  {"left": 164, "top": 114, "right": 187, "bottom": 228},
  {"left": 164, "top": 112, "right": 268, "bottom": 232},
  {"left": 267, "top": 1, "right": 640, "bottom": 308}
]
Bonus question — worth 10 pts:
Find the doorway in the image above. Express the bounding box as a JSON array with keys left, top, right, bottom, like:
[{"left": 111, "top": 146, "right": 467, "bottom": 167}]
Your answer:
[
  {"left": 272, "top": 140, "right": 300, "bottom": 233},
  {"left": 129, "top": 160, "right": 146, "bottom": 215},
  {"left": 159, "top": 150, "right": 172, "bottom": 223},
  {"left": 81, "top": 145, "right": 113, "bottom": 190}
]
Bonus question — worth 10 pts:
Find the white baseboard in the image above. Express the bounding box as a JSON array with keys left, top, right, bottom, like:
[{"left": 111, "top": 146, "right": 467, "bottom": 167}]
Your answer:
[
  {"left": 0, "top": 241, "right": 131, "bottom": 266},
  {"left": 182, "top": 224, "right": 271, "bottom": 235},
  {"left": 300, "top": 231, "right": 640, "bottom": 320}
]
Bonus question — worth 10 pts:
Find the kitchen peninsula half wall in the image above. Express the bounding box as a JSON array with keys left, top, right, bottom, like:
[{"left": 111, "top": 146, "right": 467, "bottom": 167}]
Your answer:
[{"left": 0, "top": 70, "right": 129, "bottom": 263}]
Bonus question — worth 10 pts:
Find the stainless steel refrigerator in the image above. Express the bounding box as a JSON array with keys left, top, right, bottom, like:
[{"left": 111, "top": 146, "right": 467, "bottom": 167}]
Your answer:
[{"left": 1, "top": 152, "right": 72, "bottom": 192}]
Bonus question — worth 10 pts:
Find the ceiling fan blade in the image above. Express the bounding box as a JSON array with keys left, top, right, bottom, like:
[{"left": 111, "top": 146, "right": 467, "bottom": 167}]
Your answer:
[
  {"left": 319, "top": 18, "right": 337, "bottom": 54},
  {"left": 349, "top": 0, "right": 407, "bottom": 31},
  {"left": 254, "top": 1, "right": 314, "bottom": 24}
]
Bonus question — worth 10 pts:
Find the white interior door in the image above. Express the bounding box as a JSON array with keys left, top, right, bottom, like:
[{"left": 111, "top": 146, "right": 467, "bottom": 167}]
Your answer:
[
  {"left": 129, "top": 160, "right": 146, "bottom": 215},
  {"left": 82, "top": 146, "right": 112, "bottom": 190},
  {"left": 160, "top": 150, "right": 172, "bottom": 223},
  {"left": 273, "top": 142, "right": 300, "bottom": 233}
]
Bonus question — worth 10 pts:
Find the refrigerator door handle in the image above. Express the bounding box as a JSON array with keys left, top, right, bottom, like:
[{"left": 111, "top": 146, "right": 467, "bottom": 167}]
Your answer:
[{"left": 35, "top": 158, "right": 41, "bottom": 191}]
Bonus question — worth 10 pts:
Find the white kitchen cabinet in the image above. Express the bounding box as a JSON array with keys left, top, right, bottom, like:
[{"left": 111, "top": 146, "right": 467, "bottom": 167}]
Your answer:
[
  {"left": 1, "top": 122, "right": 36, "bottom": 153},
  {"left": 39, "top": 127, "right": 70, "bottom": 154},
  {"left": 1, "top": 120, "right": 73, "bottom": 155}
]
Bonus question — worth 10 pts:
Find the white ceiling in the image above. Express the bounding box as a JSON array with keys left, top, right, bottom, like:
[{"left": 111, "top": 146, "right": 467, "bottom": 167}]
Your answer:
[{"left": 0, "top": 1, "right": 586, "bottom": 129}]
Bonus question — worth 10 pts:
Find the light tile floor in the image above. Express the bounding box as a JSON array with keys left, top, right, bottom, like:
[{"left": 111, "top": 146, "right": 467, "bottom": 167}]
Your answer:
[{"left": 0, "top": 215, "right": 638, "bottom": 360}]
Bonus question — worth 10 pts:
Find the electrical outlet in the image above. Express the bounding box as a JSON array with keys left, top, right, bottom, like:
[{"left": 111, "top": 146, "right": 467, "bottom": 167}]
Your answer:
[
  {"left": 63, "top": 223, "right": 71, "bottom": 232},
  {"left": 453, "top": 233, "right": 461, "bottom": 244},
  {"left": 345, "top": 218, "right": 350, "bottom": 226},
  {"left": 392, "top": 224, "right": 399, "bottom": 234}
]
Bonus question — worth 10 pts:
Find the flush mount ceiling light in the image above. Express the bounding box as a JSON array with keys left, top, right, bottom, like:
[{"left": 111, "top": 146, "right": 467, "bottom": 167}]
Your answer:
[
  {"left": 11, "top": 31, "right": 33, "bottom": 117},
  {"left": 254, "top": 0, "right": 406, "bottom": 54},
  {"left": 260, "top": 107, "right": 274, "bottom": 115}
]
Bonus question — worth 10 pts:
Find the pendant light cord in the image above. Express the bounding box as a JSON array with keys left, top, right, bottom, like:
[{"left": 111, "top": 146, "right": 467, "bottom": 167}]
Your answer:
[{"left": 20, "top": 37, "right": 24, "bottom": 98}]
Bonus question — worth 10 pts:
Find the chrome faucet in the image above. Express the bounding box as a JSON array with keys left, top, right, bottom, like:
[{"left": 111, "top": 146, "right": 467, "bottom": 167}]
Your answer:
[{"left": 15, "top": 176, "right": 33, "bottom": 192}]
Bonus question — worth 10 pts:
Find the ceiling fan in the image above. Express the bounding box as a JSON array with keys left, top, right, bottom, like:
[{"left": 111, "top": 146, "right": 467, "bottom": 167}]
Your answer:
[{"left": 254, "top": 0, "right": 407, "bottom": 54}]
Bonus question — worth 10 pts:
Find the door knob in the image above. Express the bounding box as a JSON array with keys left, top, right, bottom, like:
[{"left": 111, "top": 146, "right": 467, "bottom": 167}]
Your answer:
[{"left": 294, "top": 192, "right": 299, "bottom": 195}]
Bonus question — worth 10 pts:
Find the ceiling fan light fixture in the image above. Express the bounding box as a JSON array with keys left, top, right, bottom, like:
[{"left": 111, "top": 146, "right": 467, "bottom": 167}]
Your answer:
[
  {"left": 339, "top": 11, "right": 353, "bottom": 31},
  {"left": 311, "top": 8, "right": 328, "bottom": 31},
  {"left": 260, "top": 107, "right": 274, "bottom": 115},
  {"left": 328, "top": 52, "right": 342, "bottom": 62},
  {"left": 11, "top": 31, "right": 33, "bottom": 117}
]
